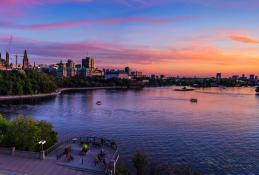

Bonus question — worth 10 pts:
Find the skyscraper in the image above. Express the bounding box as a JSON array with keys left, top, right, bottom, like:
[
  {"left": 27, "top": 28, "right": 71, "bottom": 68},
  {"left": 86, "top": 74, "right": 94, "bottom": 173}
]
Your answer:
[
  {"left": 5, "top": 52, "right": 9, "bottom": 67},
  {"left": 22, "top": 50, "right": 29, "bottom": 69},
  {"left": 125, "top": 67, "right": 131, "bottom": 75},
  {"left": 82, "top": 57, "right": 94, "bottom": 70},
  {"left": 66, "top": 59, "right": 76, "bottom": 77},
  {"left": 216, "top": 73, "right": 221, "bottom": 81}
]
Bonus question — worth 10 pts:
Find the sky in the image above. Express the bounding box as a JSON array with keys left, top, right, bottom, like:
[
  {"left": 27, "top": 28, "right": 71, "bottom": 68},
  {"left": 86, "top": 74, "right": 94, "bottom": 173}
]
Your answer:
[{"left": 1, "top": 0, "right": 259, "bottom": 76}]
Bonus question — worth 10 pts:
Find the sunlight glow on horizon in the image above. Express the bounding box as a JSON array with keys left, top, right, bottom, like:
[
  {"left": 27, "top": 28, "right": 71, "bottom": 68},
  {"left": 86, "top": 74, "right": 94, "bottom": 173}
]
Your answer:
[{"left": 0, "top": 0, "right": 259, "bottom": 76}]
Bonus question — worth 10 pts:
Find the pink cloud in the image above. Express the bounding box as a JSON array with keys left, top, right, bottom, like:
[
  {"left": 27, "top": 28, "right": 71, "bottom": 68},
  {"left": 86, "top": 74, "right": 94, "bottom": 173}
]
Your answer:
[
  {"left": 0, "top": 16, "right": 193, "bottom": 30},
  {"left": 2, "top": 34, "right": 259, "bottom": 76},
  {"left": 230, "top": 35, "right": 259, "bottom": 44}
]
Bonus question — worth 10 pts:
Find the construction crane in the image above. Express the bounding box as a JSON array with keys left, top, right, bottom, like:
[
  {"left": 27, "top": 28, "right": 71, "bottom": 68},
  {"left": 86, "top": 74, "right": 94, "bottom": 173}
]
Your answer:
[
  {"left": 7, "top": 35, "right": 12, "bottom": 53},
  {"left": 10, "top": 53, "right": 23, "bottom": 69}
]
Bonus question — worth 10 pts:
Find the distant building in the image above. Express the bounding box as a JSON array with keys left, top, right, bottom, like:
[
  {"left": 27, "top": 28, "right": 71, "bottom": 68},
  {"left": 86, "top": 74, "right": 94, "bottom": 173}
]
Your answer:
[
  {"left": 0, "top": 52, "right": 11, "bottom": 70},
  {"left": 250, "top": 74, "right": 255, "bottom": 81},
  {"left": 57, "top": 61, "right": 67, "bottom": 78},
  {"left": 5, "top": 52, "right": 10, "bottom": 67},
  {"left": 75, "top": 64, "right": 82, "bottom": 76},
  {"left": 125, "top": 67, "right": 130, "bottom": 75},
  {"left": 22, "top": 50, "right": 30, "bottom": 69},
  {"left": 66, "top": 59, "right": 76, "bottom": 77},
  {"left": 231, "top": 75, "right": 239, "bottom": 80},
  {"left": 105, "top": 71, "right": 129, "bottom": 79},
  {"left": 131, "top": 71, "right": 143, "bottom": 79},
  {"left": 216, "top": 73, "right": 221, "bottom": 81},
  {"left": 82, "top": 57, "right": 94, "bottom": 71},
  {"left": 240, "top": 74, "right": 247, "bottom": 81}
]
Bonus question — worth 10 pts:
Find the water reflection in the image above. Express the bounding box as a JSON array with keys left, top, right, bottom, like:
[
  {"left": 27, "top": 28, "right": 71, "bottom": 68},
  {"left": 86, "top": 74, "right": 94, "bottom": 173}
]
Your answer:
[{"left": 0, "top": 87, "right": 259, "bottom": 175}]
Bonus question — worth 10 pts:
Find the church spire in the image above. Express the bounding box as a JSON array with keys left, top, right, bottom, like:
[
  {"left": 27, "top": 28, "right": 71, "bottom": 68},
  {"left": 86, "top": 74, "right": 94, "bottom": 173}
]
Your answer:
[{"left": 22, "top": 50, "right": 29, "bottom": 69}]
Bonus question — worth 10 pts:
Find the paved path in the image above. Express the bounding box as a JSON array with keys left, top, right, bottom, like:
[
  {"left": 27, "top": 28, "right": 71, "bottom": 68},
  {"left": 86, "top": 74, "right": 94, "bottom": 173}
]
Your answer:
[
  {"left": 0, "top": 86, "right": 128, "bottom": 101},
  {"left": 0, "top": 154, "right": 90, "bottom": 175}
]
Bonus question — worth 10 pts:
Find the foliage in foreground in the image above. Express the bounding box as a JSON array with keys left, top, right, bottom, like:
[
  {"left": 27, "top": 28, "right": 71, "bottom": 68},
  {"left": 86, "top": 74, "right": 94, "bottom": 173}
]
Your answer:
[{"left": 0, "top": 115, "right": 57, "bottom": 151}]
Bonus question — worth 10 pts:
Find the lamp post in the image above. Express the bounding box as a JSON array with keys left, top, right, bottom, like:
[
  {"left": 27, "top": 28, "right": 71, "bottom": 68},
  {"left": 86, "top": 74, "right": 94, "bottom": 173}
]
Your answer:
[
  {"left": 39, "top": 140, "right": 46, "bottom": 160},
  {"left": 38, "top": 140, "right": 46, "bottom": 151}
]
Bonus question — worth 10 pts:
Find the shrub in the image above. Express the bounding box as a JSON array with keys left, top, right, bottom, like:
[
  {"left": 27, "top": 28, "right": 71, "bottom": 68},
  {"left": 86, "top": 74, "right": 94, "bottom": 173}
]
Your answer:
[{"left": 0, "top": 115, "right": 57, "bottom": 152}]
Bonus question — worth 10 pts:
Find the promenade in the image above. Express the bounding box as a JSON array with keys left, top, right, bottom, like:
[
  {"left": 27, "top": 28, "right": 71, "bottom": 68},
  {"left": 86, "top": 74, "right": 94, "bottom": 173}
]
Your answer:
[
  {"left": 0, "top": 154, "right": 91, "bottom": 175},
  {"left": 0, "top": 86, "right": 127, "bottom": 101}
]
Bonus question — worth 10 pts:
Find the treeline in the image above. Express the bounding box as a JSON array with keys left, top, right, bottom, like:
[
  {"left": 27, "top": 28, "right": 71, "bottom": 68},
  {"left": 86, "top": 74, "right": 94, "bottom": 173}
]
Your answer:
[
  {"left": 146, "top": 77, "right": 238, "bottom": 87},
  {"left": 0, "top": 70, "right": 241, "bottom": 96},
  {"left": 0, "top": 70, "right": 57, "bottom": 95},
  {"left": 55, "top": 76, "right": 132, "bottom": 88},
  {"left": 0, "top": 115, "right": 57, "bottom": 152},
  {"left": 117, "top": 151, "right": 202, "bottom": 175}
]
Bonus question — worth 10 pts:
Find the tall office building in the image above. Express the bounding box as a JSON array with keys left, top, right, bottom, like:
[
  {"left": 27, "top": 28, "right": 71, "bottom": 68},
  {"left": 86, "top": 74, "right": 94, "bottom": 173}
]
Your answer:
[
  {"left": 57, "top": 60, "right": 67, "bottom": 78},
  {"left": 22, "top": 50, "right": 29, "bottom": 69},
  {"left": 82, "top": 57, "right": 94, "bottom": 70},
  {"left": 216, "top": 73, "right": 221, "bottom": 80},
  {"left": 5, "top": 52, "right": 9, "bottom": 67},
  {"left": 66, "top": 59, "right": 76, "bottom": 77},
  {"left": 125, "top": 67, "right": 130, "bottom": 75}
]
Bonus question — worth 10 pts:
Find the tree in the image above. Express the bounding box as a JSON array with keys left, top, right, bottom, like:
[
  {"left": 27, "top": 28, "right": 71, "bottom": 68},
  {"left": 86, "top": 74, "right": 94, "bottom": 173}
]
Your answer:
[
  {"left": 132, "top": 151, "right": 148, "bottom": 175},
  {"left": 116, "top": 163, "right": 130, "bottom": 175},
  {"left": 0, "top": 115, "right": 57, "bottom": 152},
  {"left": 0, "top": 115, "right": 10, "bottom": 144}
]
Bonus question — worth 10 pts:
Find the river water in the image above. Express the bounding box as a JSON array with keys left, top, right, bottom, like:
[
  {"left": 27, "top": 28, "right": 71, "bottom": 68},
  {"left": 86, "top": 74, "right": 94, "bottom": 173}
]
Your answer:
[{"left": 1, "top": 87, "right": 259, "bottom": 175}]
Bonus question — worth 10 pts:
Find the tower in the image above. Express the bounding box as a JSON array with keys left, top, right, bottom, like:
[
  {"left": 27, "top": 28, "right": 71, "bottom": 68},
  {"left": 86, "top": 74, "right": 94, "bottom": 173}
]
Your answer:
[
  {"left": 125, "top": 67, "right": 130, "bottom": 75},
  {"left": 15, "top": 54, "right": 18, "bottom": 68},
  {"left": 6, "top": 52, "right": 9, "bottom": 67},
  {"left": 82, "top": 57, "right": 94, "bottom": 70},
  {"left": 22, "top": 50, "right": 29, "bottom": 69}
]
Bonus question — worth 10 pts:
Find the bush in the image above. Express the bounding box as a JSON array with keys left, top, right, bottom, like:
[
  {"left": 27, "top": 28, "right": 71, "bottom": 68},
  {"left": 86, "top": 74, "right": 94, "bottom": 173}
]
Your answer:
[
  {"left": 116, "top": 162, "right": 130, "bottom": 175},
  {"left": 0, "top": 115, "right": 57, "bottom": 151},
  {"left": 132, "top": 151, "right": 148, "bottom": 175}
]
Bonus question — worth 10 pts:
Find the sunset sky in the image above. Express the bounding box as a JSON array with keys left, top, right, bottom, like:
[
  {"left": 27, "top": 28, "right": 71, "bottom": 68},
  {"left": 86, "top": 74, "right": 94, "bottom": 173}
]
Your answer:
[{"left": 1, "top": 0, "right": 259, "bottom": 76}]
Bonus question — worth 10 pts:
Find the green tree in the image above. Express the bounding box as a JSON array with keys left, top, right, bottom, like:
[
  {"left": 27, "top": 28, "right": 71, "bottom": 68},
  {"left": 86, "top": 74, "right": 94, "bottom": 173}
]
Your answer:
[
  {"left": 0, "top": 115, "right": 10, "bottom": 144},
  {"left": 132, "top": 151, "right": 148, "bottom": 175},
  {"left": 0, "top": 115, "right": 57, "bottom": 152},
  {"left": 116, "top": 163, "right": 130, "bottom": 175}
]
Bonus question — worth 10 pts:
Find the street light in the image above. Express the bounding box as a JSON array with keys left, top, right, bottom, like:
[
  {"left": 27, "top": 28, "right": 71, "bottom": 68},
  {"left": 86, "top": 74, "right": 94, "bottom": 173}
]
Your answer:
[{"left": 38, "top": 140, "right": 46, "bottom": 151}]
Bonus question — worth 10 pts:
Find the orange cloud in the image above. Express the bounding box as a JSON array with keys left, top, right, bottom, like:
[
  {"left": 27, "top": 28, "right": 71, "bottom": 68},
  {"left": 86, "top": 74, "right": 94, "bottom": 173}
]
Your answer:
[{"left": 230, "top": 35, "right": 259, "bottom": 44}]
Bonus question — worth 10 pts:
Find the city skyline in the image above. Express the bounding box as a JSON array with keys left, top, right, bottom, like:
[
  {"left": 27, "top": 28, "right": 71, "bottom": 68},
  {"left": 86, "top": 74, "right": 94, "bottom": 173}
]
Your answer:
[{"left": 0, "top": 0, "right": 259, "bottom": 76}]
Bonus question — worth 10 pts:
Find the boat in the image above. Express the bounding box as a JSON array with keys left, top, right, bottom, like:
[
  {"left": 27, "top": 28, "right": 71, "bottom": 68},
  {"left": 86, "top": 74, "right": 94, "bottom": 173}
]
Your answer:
[
  {"left": 174, "top": 87, "right": 195, "bottom": 91},
  {"left": 96, "top": 101, "right": 102, "bottom": 105},
  {"left": 256, "top": 87, "right": 259, "bottom": 95},
  {"left": 190, "top": 98, "right": 198, "bottom": 103}
]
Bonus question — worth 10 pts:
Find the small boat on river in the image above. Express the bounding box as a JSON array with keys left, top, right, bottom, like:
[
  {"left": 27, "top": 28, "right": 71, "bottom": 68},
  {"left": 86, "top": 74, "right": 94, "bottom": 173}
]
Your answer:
[
  {"left": 190, "top": 98, "right": 198, "bottom": 103},
  {"left": 174, "top": 87, "right": 195, "bottom": 92},
  {"left": 255, "top": 87, "right": 259, "bottom": 95},
  {"left": 96, "top": 101, "right": 102, "bottom": 105}
]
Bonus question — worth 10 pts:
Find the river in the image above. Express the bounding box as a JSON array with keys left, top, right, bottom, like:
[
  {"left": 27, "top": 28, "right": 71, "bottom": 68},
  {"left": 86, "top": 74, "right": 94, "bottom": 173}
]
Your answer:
[{"left": 1, "top": 87, "right": 259, "bottom": 175}]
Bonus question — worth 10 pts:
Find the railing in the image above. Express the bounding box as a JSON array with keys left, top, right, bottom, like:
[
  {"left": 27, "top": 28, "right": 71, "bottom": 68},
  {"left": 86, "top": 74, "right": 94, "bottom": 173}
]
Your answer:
[
  {"left": 58, "top": 136, "right": 120, "bottom": 175},
  {"left": 45, "top": 141, "right": 64, "bottom": 156}
]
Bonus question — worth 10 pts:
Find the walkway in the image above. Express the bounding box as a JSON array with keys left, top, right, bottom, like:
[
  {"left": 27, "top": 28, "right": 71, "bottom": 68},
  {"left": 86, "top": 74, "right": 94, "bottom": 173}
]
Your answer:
[
  {"left": 0, "top": 86, "right": 127, "bottom": 101},
  {"left": 0, "top": 154, "right": 91, "bottom": 175}
]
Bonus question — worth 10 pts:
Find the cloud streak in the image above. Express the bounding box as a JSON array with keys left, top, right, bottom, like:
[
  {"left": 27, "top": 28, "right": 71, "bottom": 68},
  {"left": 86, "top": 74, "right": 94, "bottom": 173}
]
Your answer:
[
  {"left": 230, "top": 35, "right": 259, "bottom": 44},
  {"left": 0, "top": 16, "right": 193, "bottom": 30},
  {"left": 2, "top": 34, "right": 259, "bottom": 76}
]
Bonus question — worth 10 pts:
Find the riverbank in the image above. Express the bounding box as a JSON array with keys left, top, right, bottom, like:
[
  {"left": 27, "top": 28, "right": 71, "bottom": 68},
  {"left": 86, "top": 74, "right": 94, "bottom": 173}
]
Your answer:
[{"left": 0, "top": 86, "right": 128, "bottom": 101}]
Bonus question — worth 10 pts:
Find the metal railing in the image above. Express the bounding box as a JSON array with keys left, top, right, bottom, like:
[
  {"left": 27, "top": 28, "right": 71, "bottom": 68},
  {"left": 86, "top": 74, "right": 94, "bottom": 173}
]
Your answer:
[{"left": 56, "top": 136, "right": 120, "bottom": 175}]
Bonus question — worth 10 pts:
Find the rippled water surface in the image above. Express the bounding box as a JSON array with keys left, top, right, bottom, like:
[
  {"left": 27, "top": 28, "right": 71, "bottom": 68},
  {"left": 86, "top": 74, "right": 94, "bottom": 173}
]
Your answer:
[{"left": 1, "top": 87, "right": 259, "bottom": 175}]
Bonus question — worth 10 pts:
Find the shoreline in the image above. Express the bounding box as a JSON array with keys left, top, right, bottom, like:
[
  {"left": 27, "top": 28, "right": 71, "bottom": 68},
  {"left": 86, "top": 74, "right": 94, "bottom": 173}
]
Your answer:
[{"left": 0, "top": 86, "right": 128, "bottom": 101}]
